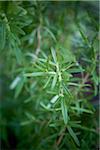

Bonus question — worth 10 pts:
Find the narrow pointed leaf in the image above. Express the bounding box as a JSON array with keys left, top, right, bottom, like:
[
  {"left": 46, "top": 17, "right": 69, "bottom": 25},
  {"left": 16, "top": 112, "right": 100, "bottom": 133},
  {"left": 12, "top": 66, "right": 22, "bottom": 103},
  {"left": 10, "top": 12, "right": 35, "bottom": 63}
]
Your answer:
[
  {"left": 51, "top": 48, "right": 57, "bottom": 64},
  {"left": 10, "top": 76, "right": 21, "bottom": 89},
  {"left": 50, "top": 95, "right": 59, "bottom": 104},
  {"left": 61, "top": 98, "right": 68, "bottom": 124},
  {"left": 14, "top": 47, "right": 22, "bottom": 65},
  {"left": 0, "top": 22, "right": 6, "bottom": 50},
  {"left": 51, "top": 74, "right": 57, "bottom": 89},
  {"left": 43, "top": 76, "right": 52, "bottom": 89},
  {"left": 67, "top": 126, "right": 80, "bottom": 146},
  {"left": 15, "top": 76, "right": 25, "bottom": 98},
  {"left": 24, "top": 72, "right": 56, "bottom": 77},
  {"left": 43, "top": 26, "right": 57, "bottom": 42},
  {"left": 25, "top": 112, "right": 35, "bottom": 121},
  {"left": 71, "top": 106, "right": 93, "bottom": 114}
]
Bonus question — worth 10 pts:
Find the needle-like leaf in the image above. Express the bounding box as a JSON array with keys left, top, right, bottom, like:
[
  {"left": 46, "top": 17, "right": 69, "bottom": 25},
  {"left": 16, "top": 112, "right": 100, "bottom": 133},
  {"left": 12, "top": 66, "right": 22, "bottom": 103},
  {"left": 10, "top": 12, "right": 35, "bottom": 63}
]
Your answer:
[
  {"left": 0, "top": 22, "right": 6, "bottom": 50},
  {"left": 67, "top": 126, "right": 80, "bottom": 146},
  {"left": 51, "top": 74, "right": 58, "bottom": 90},
  {"left": 50, "top": 95, "right": 59, "bottom": 104},
  {"left": 24, "top": 71, "right": 56, "bottom": 77},
  {"left": 61, "top": 98, "right": 68, "bottom": 124},
  {"left": 51, "top": 48, "right": 57, "bottom": 64}
]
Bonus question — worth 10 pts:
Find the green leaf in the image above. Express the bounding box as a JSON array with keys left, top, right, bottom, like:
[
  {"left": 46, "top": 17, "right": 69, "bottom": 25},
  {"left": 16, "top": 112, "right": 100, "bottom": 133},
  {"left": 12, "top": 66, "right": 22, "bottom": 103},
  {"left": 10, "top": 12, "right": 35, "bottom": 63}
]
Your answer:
[
  {"left": 63, "top": 83, "right": 72, "bottom": 97},
  {"left": 15, "top": 76, "right": 25, "bottom": 98},
  {"left": 14, "top": 47, "right": 22, "bottom": 65},
  {"left": 43, "top": 26, "right": 57, "bottom": 42},
  {"left": 24, "top": 71, "right": 56, "bottom": 77},
  {"left": 9, "top": 32, "right": 22, "bottom": 64},
  {"left": 67, "top": 126, "right": 80, "bottom": 146},
  {"left": 0, "top": 22, "right": 6, "bottom": 50},
  {"left": 51, "top": 74, "right": 57, "bottom": 90},
  {"left": 10, "top": 76, "right": 21, "bottom": 89},
  {"left": 69, "top": 122, "right": 96, "bottom": 133},
  {"left": 51, "top": 48, "right": 57, "bottom": 64},
  {"left": 20, "top": 120, "right": 33, "bottom": 126},
  {"left": 61, "top": 98, "right": 68, "bottom": 124},
  {"left": 25, "top": 72, "right": 45, "bottom": 77},
  {"left": 71, "top": 106, "right": 93, "bottom": 114},
  {"left": 43, "top": 76, "right": 52, "bottom": 89},
  {"left": 76, "top": 22, "right": 90, "bottom": 47},
  {"left": 11, "top": 24, "right": 25, "bottom": 35},
  {"left": 65, "top": 134, "right": 78, "bottom": 150},
  {"left": 67, "top": 68, "right": 84, "bottom": 73},
  {"left": 25, "top": 112, "right": 35, "bottom": 121},
  {"left": 40, "top": 102, "right": 52, "bottom": 111},
  {"left": 50, "top": 95, "right": 59, "bottom": 104}
]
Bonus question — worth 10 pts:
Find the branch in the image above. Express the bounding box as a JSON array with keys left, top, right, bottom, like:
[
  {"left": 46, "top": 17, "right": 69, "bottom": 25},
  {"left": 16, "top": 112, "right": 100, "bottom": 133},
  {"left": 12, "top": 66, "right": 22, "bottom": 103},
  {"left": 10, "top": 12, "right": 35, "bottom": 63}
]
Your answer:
[{"left": 56, "top": 127, "right": 66, "bottom": 146}]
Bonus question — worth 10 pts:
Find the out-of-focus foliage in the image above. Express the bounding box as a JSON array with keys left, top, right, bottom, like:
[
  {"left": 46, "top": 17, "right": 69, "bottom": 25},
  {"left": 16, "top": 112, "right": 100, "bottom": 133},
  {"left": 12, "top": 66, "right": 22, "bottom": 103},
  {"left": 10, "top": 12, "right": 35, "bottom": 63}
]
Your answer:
[{"left": 0, "top": 1, "right": 99, "bottom": 150}]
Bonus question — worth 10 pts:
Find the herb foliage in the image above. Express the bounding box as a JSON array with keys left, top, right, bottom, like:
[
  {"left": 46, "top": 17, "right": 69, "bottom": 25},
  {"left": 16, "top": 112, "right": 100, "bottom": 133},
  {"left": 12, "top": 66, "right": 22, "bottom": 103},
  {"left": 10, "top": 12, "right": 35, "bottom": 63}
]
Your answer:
[{"left": 0, "top": 1, "right": 99, "bottom": 150}]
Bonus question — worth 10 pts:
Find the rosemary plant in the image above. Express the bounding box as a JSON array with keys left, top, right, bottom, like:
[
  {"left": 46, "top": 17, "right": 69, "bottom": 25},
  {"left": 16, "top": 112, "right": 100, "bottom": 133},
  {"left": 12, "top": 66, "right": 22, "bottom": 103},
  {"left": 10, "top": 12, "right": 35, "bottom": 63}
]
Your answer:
[{"left": 0, "top": 1, "right": 99, "bottom": 150}]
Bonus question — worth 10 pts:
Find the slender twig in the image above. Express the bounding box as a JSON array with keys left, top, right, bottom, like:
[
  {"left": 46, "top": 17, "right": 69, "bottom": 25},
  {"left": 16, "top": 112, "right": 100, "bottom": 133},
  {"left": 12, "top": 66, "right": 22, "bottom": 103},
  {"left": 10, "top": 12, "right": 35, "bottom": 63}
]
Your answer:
[
  {"left": 56, "top": 127, "right": 66, "bottom": 146},
  {"left": 82, "top": 73, "right": 89, "bottom": 85},
  {"left": 75, "top": 73, "right": 90, "bottom": 99}
]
